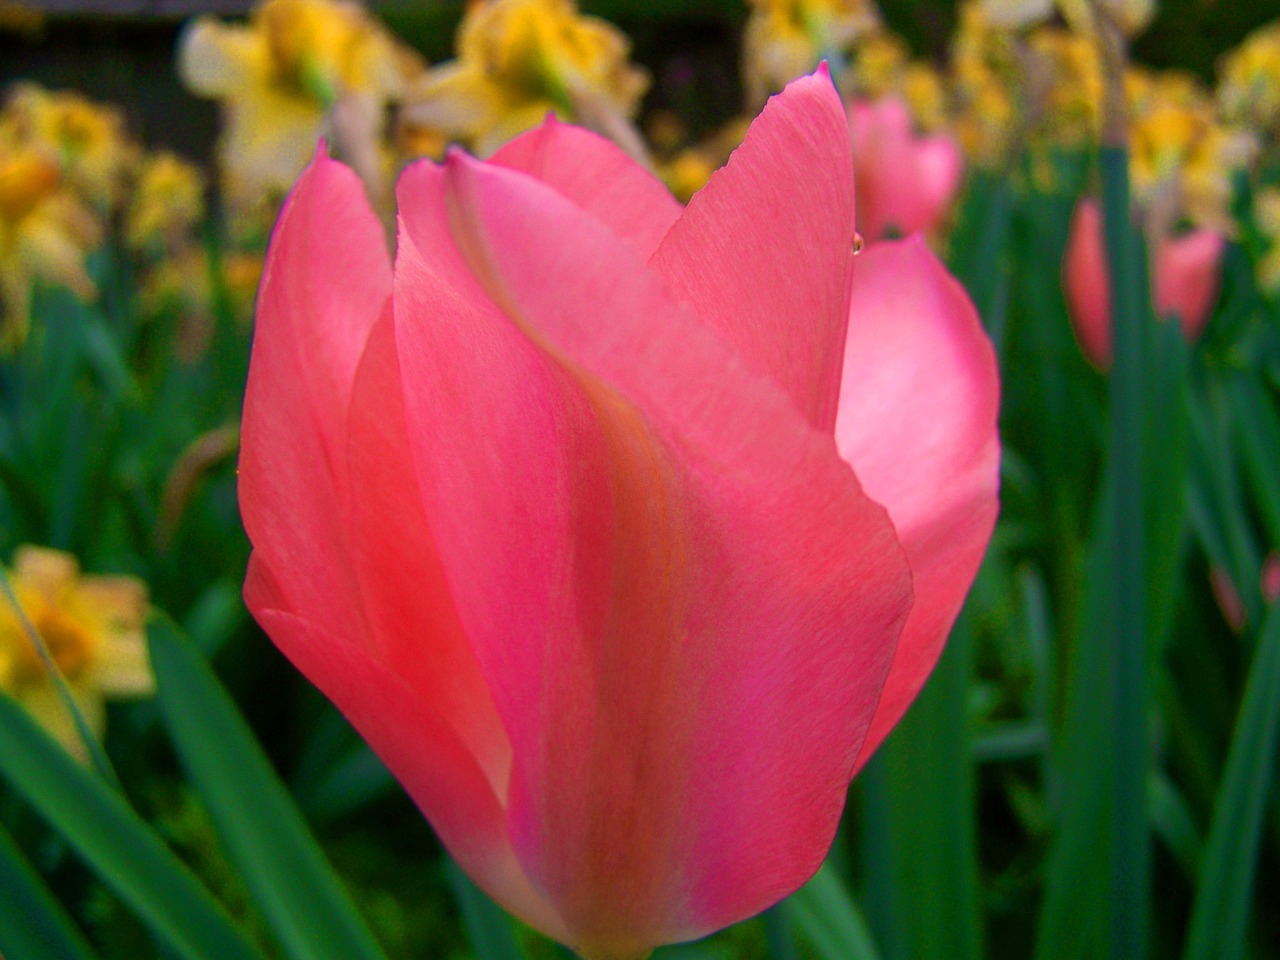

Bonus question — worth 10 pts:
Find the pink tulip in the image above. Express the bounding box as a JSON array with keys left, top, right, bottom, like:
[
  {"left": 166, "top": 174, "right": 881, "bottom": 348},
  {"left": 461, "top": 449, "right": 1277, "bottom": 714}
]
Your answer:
[
  {"left": 848, "top": 97, "right": 965, "bottom": 242},
  {"left": 1063, "top": 199, "right": 1225, "bottom": 369},
  {"left": 239, "top": 72, "right": 999, "bottom": 959}
]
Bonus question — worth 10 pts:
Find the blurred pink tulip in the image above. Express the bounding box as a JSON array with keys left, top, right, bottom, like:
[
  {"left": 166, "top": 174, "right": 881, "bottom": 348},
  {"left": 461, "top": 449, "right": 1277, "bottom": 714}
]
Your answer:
[
  {"left": 239, "top": 72, "right": 999, "bottom": 959},
  {"left": 848, "top": 97, "right": 965, "bottom": 241},
  {"left": 1063, "top": 199, "right": 1225, "bottom": 369}
]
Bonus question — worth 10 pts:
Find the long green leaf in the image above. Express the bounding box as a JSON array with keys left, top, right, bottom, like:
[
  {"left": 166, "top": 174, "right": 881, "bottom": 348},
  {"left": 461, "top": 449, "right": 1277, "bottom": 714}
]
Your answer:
[
  {"left": 148, "top": 615, "right": 390, "bottom": 960},
  {"left": 860, "top": 611, "right": 981, "bottom": 960},
  {"left": 0, "top": 819, "right": 101, "bottom": 960},
  {"left": 0, "top": 692, "right": 262, "bottom": 960},
  {"left": 788, "top": 862, "right": 882, "bottom": 960},
  {"left": 1182, "top": 592, "right": 1280, "bottom": 960},
  {"left": 1099, "top": 143, "right": 1150, "bottom": 960}
]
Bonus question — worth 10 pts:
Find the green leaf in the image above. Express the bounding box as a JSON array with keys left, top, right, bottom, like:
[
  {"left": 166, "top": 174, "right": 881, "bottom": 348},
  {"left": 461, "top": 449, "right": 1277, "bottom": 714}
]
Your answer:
[
  {"left": 787, "top": 862, "right": 882, "bottom": 960},
  {"left": 859, "top": 611, "right": 981, "bottom": 960},
  {"left": 1098, "top": 144, "right": 1151, "bottom": 960},
  {"left": 1182, "top": 595, "right": 1280, "bottom": 960},
  {"left": 0, "top": 691, "right": 262, "bottom": 960},
  {"left": 445, "top": 858, "right": 528, "bottom": 960},
  {"left": 148, "top": 615, "right": 390, "bottom": 960},
  {"left": 0, "top": 818, "right": 101, "bottom": 960}
]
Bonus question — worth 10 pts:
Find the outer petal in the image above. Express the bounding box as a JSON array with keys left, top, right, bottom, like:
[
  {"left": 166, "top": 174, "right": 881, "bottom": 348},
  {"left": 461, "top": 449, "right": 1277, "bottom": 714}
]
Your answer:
[
  {"left": 393, "top": 150, "right": 912, "bottom": 953},
  {"left": 245, "top": 561, "right": 566, "bottom": 943},
  {"left": 240, "top": 153, "right": 515, "bottom": 915},
  {"left": 1063, "top": 199, "right": 1113, "bottom": 368},
  {"left": 1153, "top": 227, "right": 1224, "bottom": 342},
  {"left": 238, "top": 149, "right": 389, "bottom": 645},
  {"left": 489, "top": 116, "right": 682, "bottom": 259},
  {"left": 835, "top": 238, "right": 1000, "bottom": 769},
  {"left": 649, "top": 70, "right": 857, "bottom": 433}
]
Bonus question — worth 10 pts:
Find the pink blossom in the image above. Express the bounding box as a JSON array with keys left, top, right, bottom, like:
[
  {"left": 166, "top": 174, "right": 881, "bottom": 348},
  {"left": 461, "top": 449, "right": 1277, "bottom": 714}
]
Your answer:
[{"left": 239, "top": 72, "right": 999, "bottom": 958}]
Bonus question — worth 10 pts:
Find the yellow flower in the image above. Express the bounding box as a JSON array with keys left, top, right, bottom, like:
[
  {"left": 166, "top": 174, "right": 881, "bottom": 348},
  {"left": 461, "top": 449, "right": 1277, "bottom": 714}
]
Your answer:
[
  {"left": 126, "top": 152, "right": 206, "bottom": 254},
  {"left": 0, "top": 83, "right": 137, "bottom": 211},
  {"left": 178, "top": 0, "right": 422, "bottom": 202},
  {"left": 0, "top": 546, "right": 152, "bottom": 758},
  {"left": 1217, "top": 19, "right": 1280, "bottom": 136},
  {"left": 1126, "top": 68, "right": 1240, "bottom": 232},
  {"left": 1025, "top": 25, "right": 1103, "bottom": 146},
  {"left": 949, "top": 2, "right": 1020, "bottom": 166},
  {"left": 743, "top": 0, "right": 881, "bottom": 107},
  {"left": 0, "top": 145, "right": 101, "bottom": 349},
  {"left": 1254, "top": 186, "right": 1280, "bottom": 293},
  {"left": 401, "top": 0, "right": 648, "bottom": 159}
]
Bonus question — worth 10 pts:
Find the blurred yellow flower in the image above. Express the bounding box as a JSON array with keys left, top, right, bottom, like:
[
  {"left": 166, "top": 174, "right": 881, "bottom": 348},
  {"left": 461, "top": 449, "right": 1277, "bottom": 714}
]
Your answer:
[
  {"left": 0, "top": 83, "right": 137, "bottom": 211},
  {"left": 1126, "top": 68, "right": 1241, "bottom": 233},
  {"left": 126, "top": 152, "right": 206, "bottom": 254},
  {"left": 178, "top": 0, "right": 422, "bottom": 203},
  {"left": 1218, "top": 19, "right": 1280, "bottom": 138},
  {"left": 950, "top": 2, "right": 1020, "bottom": 166},
  {"left": 401, "top": 0, "right": 648, "bottom": 159},
  {"left": 1025, "top": 25, "right": 1102, "bottom": 146},
  {"left": 1, "top": 546, "right": 152, "bottom": 758},
  {"left": 743, "top": 0, "right": 881, "bottom": 107},
  {"left": 0, "top": 144, "right": 101, "bottom": 349}
]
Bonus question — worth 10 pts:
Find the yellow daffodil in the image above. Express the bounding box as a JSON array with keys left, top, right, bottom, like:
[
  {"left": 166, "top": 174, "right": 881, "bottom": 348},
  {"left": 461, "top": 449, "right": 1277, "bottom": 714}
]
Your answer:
[
  {"left": 401, "top": 0, "right": 648, "bottom": 159},
  {"left": 950, "top": 2, "right": 1021, "bottom": 166},
  {"left": 125, "top": 152, "right": 206, "bottom": 254},
  {"left": 0, "top": 145, "right": 101, "bottom": 349},
  {"left": 1, "top": 546, "right": 152, "bottom": 758},
  {"left": 742, "top": 0, "right": 881, "bottom": 107},
  {"left": 1126, "top": 67, "right": 1241, "bottom": 232},
  {"left": 178, "top": 0, "right": 423, "bottom": 204},
  {"left": 1022, "top": 25, "right": 1103, "bottom": 146},
  {"left": 0, "top": 83, "right": 136, "bottom": 211},
  {"left": 1218, "top": 19, "right": 1280, "bottom": 138}
]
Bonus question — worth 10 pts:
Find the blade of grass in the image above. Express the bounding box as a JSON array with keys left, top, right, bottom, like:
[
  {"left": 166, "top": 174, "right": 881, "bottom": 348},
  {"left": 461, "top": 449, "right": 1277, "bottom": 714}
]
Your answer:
[
  {"left": 788, "top": 861, "right": 882, "bottom": 960},
  {"left": 444, "top": 858, "right": 528, "bottom": 960},
  {"left": 148, "top": 615, "right": 390, "bottom": 960},
  {"left": 0, "top": 691, "right": 262, "bottom": 960},
  {"left": 1098, "top": 142, "right": 1150, "bottom": 960},
  {"left": 1182, "top": 563, "right": 1280, "bottom": 960},
  {"left": 0, "top": 818, "right": 101, "bottom": 960}
]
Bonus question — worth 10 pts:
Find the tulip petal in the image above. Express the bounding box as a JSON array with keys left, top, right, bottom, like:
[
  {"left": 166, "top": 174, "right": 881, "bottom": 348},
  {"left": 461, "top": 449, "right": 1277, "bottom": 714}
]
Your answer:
[
  {"left": 648, "top": 71, "right": 857, "bottom": 432},
  {"left": 1063, "top": 199, "right": 1113, "bottom": 367},
  {"left": 489, "top": 117, "right": 682, "bottom": 258},
  {"left": 1154, "top": 227, "right": 1224, "bottom": 341},
  {"left": 835, "top": 238, "right": 1000, "bottom": 769},
  {"left": 239, "top": 149, "right": 391, "bottom": 646},
  {"left": 394, "top": 150, "right": 912, "bottom": 952},
  {"left": 343, "top": 310, "right": 512, "bottom": 797},
  {"left": 245, "top": 559, "right": 567, "bottom": 945}
]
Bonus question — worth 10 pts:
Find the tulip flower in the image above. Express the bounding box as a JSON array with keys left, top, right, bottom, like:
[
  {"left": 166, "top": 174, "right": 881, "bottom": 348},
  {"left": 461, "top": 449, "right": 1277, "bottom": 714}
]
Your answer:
[
  {"left": 239, "top": 71, "right": 999, "bottom": 958},
  {"left": 848, "top": 97, "right": 964, "bottom": 241},
  {"left": 1063, "top": 199, "right": 1224, "bottom": 369}
]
